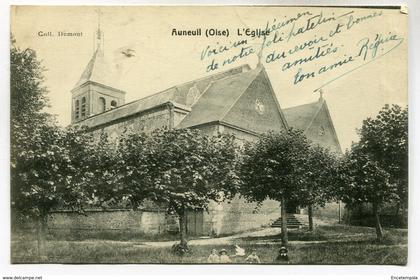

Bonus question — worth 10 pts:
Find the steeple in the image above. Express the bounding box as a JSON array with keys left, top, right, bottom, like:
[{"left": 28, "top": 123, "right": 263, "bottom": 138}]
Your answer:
[
  {"left": 70, "top": 10, "right": 125, "bottom": 123},
  {"left": 95, "top": 8, "right": 104, "bottom": 52}
]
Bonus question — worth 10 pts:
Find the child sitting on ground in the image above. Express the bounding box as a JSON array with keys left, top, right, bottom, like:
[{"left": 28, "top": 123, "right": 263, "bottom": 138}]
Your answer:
[
  {"left": 219, "top": 249, "right": 232, "bottom": 263},
  {"left": 276, "top": 246, "right": 289, "bottom": 262},
  {"left": 245, "top": 249, "right": 261, "bottom": 263},
  {"left": 207, "top": 249, "right": 220, "bottom": 263}
]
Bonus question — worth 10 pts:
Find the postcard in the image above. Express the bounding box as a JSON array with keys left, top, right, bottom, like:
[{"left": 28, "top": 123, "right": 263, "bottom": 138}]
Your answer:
[{"left": 10, "top": 5, "right": 407, "bottom": 264}]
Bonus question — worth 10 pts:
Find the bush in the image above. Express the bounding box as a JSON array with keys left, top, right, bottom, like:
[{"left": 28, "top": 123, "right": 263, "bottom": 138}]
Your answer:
[{"left": 171, "top": 243, "right": 192, "bottom": 256}]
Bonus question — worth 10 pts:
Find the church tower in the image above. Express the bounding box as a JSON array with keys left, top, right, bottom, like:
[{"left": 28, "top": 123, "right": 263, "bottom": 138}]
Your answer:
[{"left": 71, "top": 21, "right": 125, "bottom": 123}]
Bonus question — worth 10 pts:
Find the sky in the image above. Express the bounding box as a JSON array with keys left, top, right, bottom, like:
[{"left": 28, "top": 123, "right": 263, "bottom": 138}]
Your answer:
[{"left": 10, "top": 6, "right": 407, "bottom": 151}]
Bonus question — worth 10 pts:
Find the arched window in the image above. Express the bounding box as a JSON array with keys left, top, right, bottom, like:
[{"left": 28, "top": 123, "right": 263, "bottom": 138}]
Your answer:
[
  {"left": 75, "top": 100, "right": 80, "bottom": 119},
  {"left": 110, "top": 100, "right": 117, "bottom": 109},
  {"left": 81, "top": 97, "right": 86, "bottom": 117},
  {"left": 99, "top": 97, "right": 106, "bottom": 113}
]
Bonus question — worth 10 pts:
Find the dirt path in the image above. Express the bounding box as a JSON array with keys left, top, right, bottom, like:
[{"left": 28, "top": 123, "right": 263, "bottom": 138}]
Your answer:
[{"left": 134, "top": 227, "right": 282, "bottom": 248}]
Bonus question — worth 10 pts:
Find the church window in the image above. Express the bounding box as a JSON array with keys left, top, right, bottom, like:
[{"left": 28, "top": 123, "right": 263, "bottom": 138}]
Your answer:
[
  {"left": 75, "top": 100, "right": 80, "bottom": 119},
  {"left": 255, "top": 98, "right": 265, "bottom": 115},
  {"left": 110, "top": 100, "right": 117, "bottom": 108},
  {"left": 99, "top": 97, "right": 106, "bottom": 113},
  {"left": 81, "top": 97, "right": 86, "bottom": 117}
]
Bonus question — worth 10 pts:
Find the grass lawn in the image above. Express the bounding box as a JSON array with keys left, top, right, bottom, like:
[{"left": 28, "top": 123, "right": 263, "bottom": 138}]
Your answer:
[{"left": 11, "top": 224, "right": 407, "bottom": 265}]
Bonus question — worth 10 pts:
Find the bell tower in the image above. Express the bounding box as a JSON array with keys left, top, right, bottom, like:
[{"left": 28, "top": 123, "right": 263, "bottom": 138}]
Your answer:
[{"left": 71, "top": 10, "right": 125, "bottom": 123}]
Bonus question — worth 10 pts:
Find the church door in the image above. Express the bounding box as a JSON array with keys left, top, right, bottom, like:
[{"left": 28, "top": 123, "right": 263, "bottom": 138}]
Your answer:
[{"left": 186, "top": 210, "right": 204, "bottom": 236}]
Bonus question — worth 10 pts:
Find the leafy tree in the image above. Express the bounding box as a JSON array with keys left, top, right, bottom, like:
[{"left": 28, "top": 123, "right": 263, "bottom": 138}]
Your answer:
[
  {"left": 10, "top": 40, "right": 100, "bottom": 260},
  {"left": 296, "top": 145, "right": 339, "bottom": 231},
  {"left": 11, "top": 123, "right": 100, "bottom": 260},
  {"left": 76, "top": 129, "right": 121, "bottom": 209},
  {"left": 240, "top": 129, "right": 311, "bottom": 246},
  {"left": 11, "top": 39, "right": 53, "bottom": 260},
  {"left": 119, "top": 128, "right": 239, "bottom": 253},
  {"left": 339, "top": 145, "right": 397, "bottom": 241},
  {"left": 10, "top": 37, "right": 48, "bottom": 125},
  {"left": 358, "top": 104, "right": 408, "bottom": 226},
  {"left": 115, "top": 132, "right": 156, "bottom": 209}
]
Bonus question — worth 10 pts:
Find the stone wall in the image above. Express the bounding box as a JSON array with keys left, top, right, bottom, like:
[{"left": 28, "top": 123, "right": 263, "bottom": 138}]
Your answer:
[
  {"left": 48, "top": 210, "right": 165, "bottom": 235},
  {"left": 91, "top": 107, "right": 171, "bottom": 140},
  {"left": 203, "top": 196, "right": 280, "bottom": 235},
  {"left": 13, "top": 203, "right": 280, "bottom": 238}
]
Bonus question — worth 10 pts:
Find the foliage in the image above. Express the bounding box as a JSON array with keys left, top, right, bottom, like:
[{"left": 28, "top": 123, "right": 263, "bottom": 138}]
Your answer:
[
  {"left": 240, "top": 129, "right": 311, "bottom": 204},
  {"left": 118, "top": 128, "right": 240, "bottom": 249},
  {"left": 240, "top": 129, "right": 312, "bottom": 245},
  {"left": 171, "top": 243, "right": 192, "bottom": 256},
  {"left": 339, "top": 146, "right": 397, "bottom": 207},
  {"left": 10, "top": 39, "right": 67, "bottom": 219},
  {"left": 10, "top": 37, "right": 48, "bottom": 123},
  {"left": 357, "top": 104, "right": 408, "bottom": 207},
  {"left": 295, "top": 145, "right": 339, "bottom": 208},
  {"left": 79, "top": 130, "right": 121, "bottom": 208},
  {"left": 116, "top": 132, "right": 157, "bottom": 208},
  {"left": 339, "top": 145, "right": 397, "bottom": 241},
  {"left": 11, "top": 124, "right": 105, "bottom": 219},
  {"left": 147, "top": 128, "right": 239, "bottom": 214}
]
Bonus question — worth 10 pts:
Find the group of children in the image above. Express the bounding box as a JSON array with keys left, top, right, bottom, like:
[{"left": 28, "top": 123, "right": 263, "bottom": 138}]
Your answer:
[
  {"left": 207, "top": 245, "right": 289, "bottom": 264},
  {"left": 207, "top": 246, "right": 261, "bottom": 264}
]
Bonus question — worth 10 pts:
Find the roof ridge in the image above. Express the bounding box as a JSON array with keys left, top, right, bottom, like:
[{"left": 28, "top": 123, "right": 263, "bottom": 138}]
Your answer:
[
  {"left": 120, "top": 64, "right": 251, "bottom": 109},
  {"left": 172, "top": 64, "right": 251, "bottom": 89}
]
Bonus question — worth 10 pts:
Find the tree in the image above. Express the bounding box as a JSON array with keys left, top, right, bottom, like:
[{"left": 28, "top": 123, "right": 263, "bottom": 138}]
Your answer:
[
  {"left": 115, "top": 132, "right": 156, "bottom": 209},
  {"left": 10, "top": 40, "right": 100, "bottom": 260},
  {"left": 297, "top": 145, "right": 339, "bottom": 231},
  {"left": 10, "top": 37, "right": 48, "bottom": 125},
  {"left": 76, "top": 129, "right": 121, "bottom": 209},
  {"left": 119, "top": 128, "right": 239, "bottom": 253},
  {"left": 340, "top": 145, "right": 397, "bottom": 241},
  {"left": 11, "top": 39, "right": 55, "bottom": 260},
  {"left": 11, "top": 123, "right": 101, "bottom": 260},
  {"left": 240, "top": 129, "right": 311, "bottom": 246},
  {"left": 358, "top": 104, "right": 408, "bottom": 226}
]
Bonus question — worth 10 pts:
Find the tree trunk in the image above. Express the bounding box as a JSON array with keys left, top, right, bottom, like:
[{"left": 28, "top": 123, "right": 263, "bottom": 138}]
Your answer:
[
  {"left": 372, "top": 201, "right": 383, "bottom": 242},
  {"left": 308, "top": 204, "right": 314, "bottom": 231},
  {"left": 400, "top": 200, "right": 407, "bottom": 228},
  {"left": 395, "top": 202, "right": 400, "bottom": 217},
  {"left": 280, "top": 196, "right": 288, "bottom": 246},
  {"left": 36, "top": 215, "right": 48, "bottom": 262},
  {"left": 179, "top": 208, "right": 188, "bottom": 247}
]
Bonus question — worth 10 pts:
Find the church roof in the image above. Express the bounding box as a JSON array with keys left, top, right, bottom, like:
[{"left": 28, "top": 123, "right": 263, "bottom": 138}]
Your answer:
[
  {"left": 283, "top": 99, "right": 323, "bottom": 131},
  {"left": 76, "top": 64, "right": 253, "bottom": 128},
  {"left": 74, "top": 47, "right": 122, "bottom": 91},
  {"left": 177, "top": 67, "right": 261, "bottom": 128}
]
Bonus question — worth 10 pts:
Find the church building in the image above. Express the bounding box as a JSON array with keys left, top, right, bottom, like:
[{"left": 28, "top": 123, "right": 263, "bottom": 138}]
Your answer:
[{"left": 63, "top": 31, "right": 342, "bottom": 236}]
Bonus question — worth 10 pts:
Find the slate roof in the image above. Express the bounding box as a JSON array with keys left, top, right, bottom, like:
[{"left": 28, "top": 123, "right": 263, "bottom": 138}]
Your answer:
[
  {"left": 282, "top": 99, "right": 323, "bottom": 131},
  {"left": 74, "top": 47, "right": 122, "bottom": 91},
  {"left": 177, "top": 67, "right": 261, "bottom": 128},
  {"left": 76, "top": 64, "right": 252, "bottom": 128},
  {"left": 75, "top": 88, "right": 182, "bottom": 128}
]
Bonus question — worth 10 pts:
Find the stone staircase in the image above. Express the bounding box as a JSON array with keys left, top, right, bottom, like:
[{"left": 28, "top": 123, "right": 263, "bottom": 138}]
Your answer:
[{"left": 271, "top": 214, "right": 304, "bottom": 229}]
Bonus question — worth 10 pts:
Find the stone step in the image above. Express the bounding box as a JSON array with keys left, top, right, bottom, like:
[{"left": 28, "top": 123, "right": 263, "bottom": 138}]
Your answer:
[
  {"left": 271, "top": 214, "right": 303, "bottom": 228},
  {"left": 271, "top": 224, "right": 300, "bottom": 228}
]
